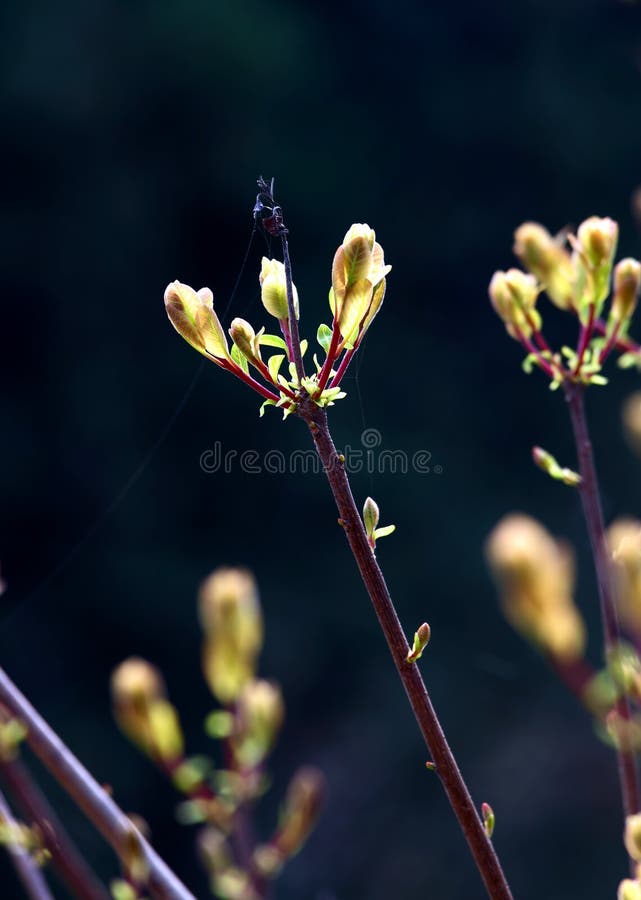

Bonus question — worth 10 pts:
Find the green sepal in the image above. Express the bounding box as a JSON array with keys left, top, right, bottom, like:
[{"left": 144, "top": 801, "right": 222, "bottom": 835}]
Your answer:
[{"left": 317, "top": 323, "right": 333, "bottom": 353}]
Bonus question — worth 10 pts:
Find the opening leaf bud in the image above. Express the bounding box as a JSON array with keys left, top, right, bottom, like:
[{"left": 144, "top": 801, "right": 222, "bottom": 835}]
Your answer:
[
  {"left": 199, "top": 568, "right": 264, "bottom": 705},
  {"left": 111, "top": 658, "right": 184, "bottom": 764},
  {"left": 513, "top": 222, "right": 575, "bottom": 310},
  {"left": 164, "top": 281, "right": 230, "bottom": 361},
  {"left": 612, "top": 258, "right": 641, "bottom": 326},
  {"left": 406, "top": 622, "right": 431, "bottom": 663},
  {"left": 573, "top": 216, "right": 619, "bottom": 314},
  {"left": 331, "top": 225, "right": 391, "bottom": 344},
  {"left": 229, "top": 318, "right": 261, "bottom": 365},
  {"left": 577, "top": 216, "right": 619, "bottom": 270},
  {"left": 260, "top": 257, "right": 298, "bottom": 321},
  {"left": 488, "top": 269, "right": 541, "bottom": 340}
]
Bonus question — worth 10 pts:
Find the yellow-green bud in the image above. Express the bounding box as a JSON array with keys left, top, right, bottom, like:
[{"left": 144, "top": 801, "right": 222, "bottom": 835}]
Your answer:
[
  {"left": 111, "top": 658, "right": 184, "bottom": 763},
  {"left": 577, "top": 216, "right": 619, "bottom": 270},
  {"left": 406, "top": 622, "right": 431, "bottom": 663},
  {"left": 164, "top": 281, "right": 230, "bottom": 361},
  {"left": 626, "top": 814, "right": 641, "bottom": 862},
  {"left": 231, "top": 679, "right": 285, "bottom": 769},
  {"left": 229, "top": 318, "right": 260, "bottom": 364},
  {"left": 612, "top": 258, "right": 641, "bottom": 324},
  {"left": 363, "top": 497, "right": 380, "bottom": 536},
  {"left": 331, "top": 225, "right": 391, "bottom": 343},
  {"left": 618, "top": 879, "right": 641, "bottom": 900},
  {"left": 513, "top": 222, "right": 575, "bottom": 310},
  {"left": 199, "top": 568, "right": 263, "bottom": 705},
  {"left": 488, "top": 269, "right": 541, "bottom": 340},
  {"left": 259, "top": 257, "right": 298, "bottom": 321}
]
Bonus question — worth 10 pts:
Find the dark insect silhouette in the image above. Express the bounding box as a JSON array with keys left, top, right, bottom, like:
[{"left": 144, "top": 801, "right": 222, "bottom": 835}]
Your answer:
[{"left": 253, "top": 176, "right": 287, "bottom": 236}]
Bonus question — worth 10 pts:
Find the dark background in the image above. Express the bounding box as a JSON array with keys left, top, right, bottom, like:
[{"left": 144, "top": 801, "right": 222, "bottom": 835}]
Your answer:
[{"left": 2, "top": 0, "right": 641, "bottom": 897}]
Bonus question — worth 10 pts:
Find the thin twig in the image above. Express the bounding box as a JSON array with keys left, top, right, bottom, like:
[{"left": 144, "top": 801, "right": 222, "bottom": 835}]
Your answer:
[
  {"left": 563, "top": 382, "right": 641, "bottom": 847},
  {"left": 297, "top": 401, "right": 513, "bottom": 900},
  {"left": 280, "top": 232, "right": 305, "bottom": 384},
  {"left": 0, "top": 755, "right": 109, "bottom": 900},
  {"left": 0, "top": 786, "right": 54, "bottom": 900},
  {"left": 0, "top": 667, "right": 196, "bottom": 900}
]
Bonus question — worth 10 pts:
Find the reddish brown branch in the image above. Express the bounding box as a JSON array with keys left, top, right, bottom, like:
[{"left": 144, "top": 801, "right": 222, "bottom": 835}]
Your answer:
[{"left": 298, "top": 401, "right": 513, "bottom": 900}]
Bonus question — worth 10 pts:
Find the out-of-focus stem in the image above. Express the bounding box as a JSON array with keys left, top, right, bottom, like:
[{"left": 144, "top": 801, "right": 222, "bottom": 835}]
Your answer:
[
  {"left": 0, "top": 667, "right": 196, "bottom": 900},
  {"left": 0, "top": 786, "right": 54, "bottom": 900},
  {"left": 0, "top": 755, "right": 109, "bottom": 900},
  {"left": 563, "top": 382, "right": 641, "bottom": 845}
]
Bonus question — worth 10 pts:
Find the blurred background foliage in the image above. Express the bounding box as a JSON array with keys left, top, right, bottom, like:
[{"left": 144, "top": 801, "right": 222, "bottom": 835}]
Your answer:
[{"left": 2, "top": 0, "right": 641, "bottom": 897}]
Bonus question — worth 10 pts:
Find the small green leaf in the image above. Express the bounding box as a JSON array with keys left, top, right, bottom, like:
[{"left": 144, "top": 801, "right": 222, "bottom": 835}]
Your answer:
[
  {"left": 259, "top": 333, "right": 288, "bottom": 351},
  {"left": 373, "top": 524, "right": 396, "bottom": 540},
  {"left": 317, "top": 323, "right": 333, "bottom": 353},
  {"left": 300, "top": 339, "right": 308, "bottom": 357},
  {"left": 259, "top": 399, "right": 276, "bottom": 417},
  {"left": 231, "top": 343, "right": 249, "bottom": 374},
  {"left": 268, "top": 354, "right": 286, "bottom": 382}
]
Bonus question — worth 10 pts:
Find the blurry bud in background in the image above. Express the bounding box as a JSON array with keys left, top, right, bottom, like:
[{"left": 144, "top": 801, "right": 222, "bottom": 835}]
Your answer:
[
  {"left": 488, "top": 269, "right": 541, "bottom": 340},
  {"left": 485, "top": 514, "right": 586, "bottom": 661},
  {"left": 111, "top": 658, "right": 184, "bottom": 765},
  {"left": 619, "top": 881, "right": 641, "bottom": 900},
  {"left": 513, "top": 222, "right": 575, "bottom": 311},
  {"left": 231, "top": 679, "right": 285, "bottom": 770},
  {"left": 199, "top": 568, "right": 264, "bottom": 705},
  {"left": 254, "top": 767, "right": 325, "bottom": 878},
  {"left": 611, "top": 259, "right": 641, "bottom": 327},
  {"left": 623, "top": 393, "right": 641, "bottom": 457},
  {"left": 626, "top": 813, "right": 641, "bottom": 862},
  {"left": 608, "top": 519, "right": 641, "bottom": 638}
]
